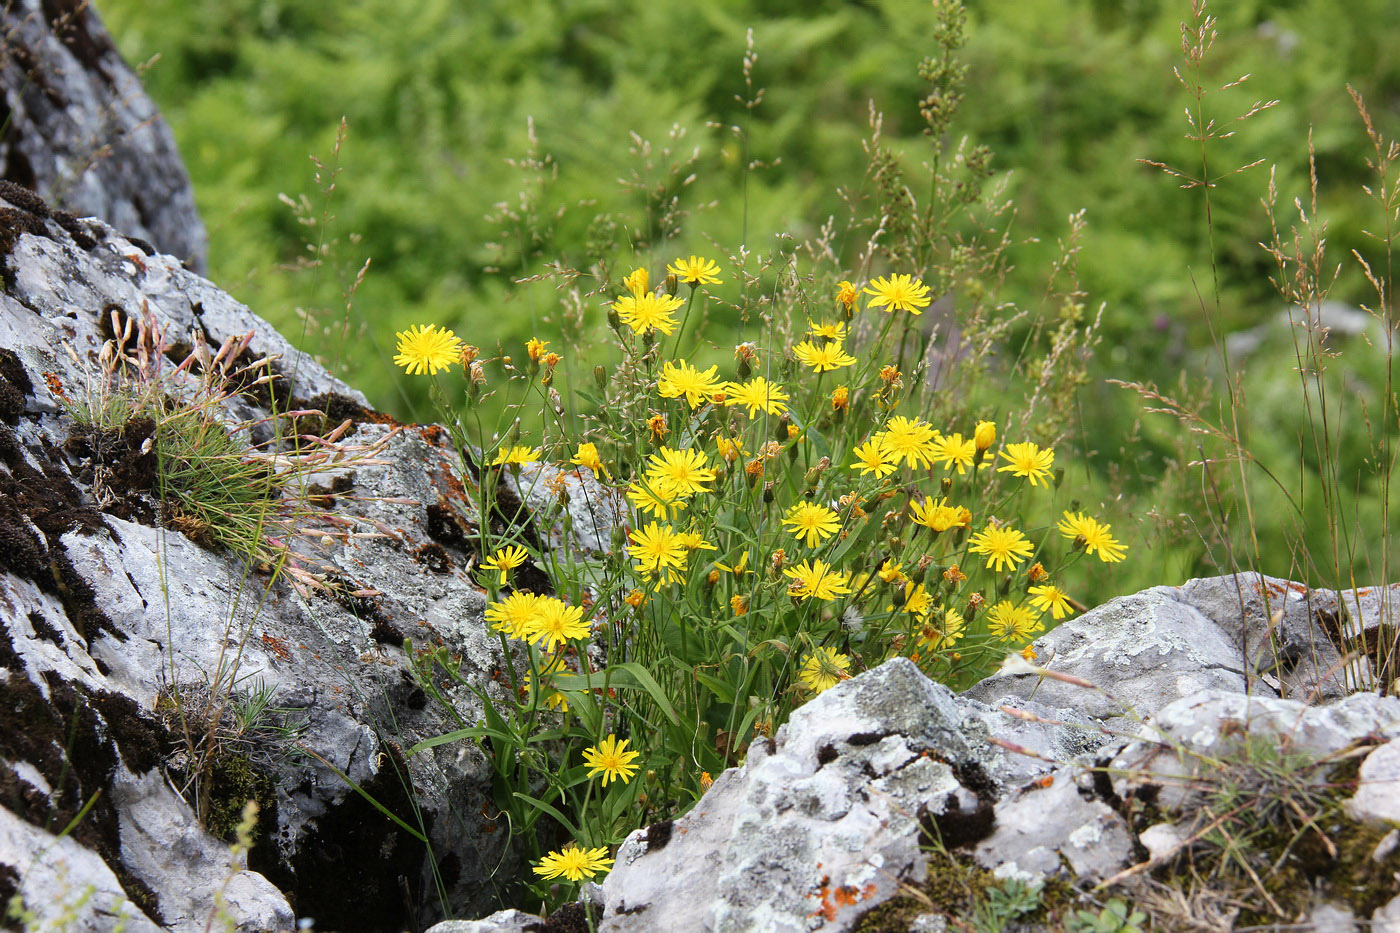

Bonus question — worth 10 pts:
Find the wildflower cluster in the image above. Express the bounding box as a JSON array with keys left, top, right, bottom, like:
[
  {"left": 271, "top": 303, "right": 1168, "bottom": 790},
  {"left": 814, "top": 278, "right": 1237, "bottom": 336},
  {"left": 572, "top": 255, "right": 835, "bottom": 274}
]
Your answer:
[{"left": 396, "top": 257, "right": 1127, "bottom": 905}]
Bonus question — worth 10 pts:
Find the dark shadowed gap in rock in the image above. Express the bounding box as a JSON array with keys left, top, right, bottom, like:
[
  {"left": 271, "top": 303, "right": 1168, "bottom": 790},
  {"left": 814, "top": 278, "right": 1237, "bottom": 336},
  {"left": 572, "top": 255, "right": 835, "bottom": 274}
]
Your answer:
[
  {"left": 845, "top": 731, "right": 887, "bottom": 747},
  {"left": 919, "top": 792, "right": 996, "bottom": 851},
  {"left": 523, "top": 901, "right": 601, "bottom": 933},
  {"left": 37, "top": 0, "right": 116, "bottom": 86},
  {"left": 26, "top": 610, "right": 62, "bottom": 645},
  {"left": 816, "top": 743, "right": 839, "bottom": 766},
  {"left": 644, "top": 819, "right": 673, "bottom": 852},
  {"left": 0, "top": 179, "right": 48, "bottom": 217}
]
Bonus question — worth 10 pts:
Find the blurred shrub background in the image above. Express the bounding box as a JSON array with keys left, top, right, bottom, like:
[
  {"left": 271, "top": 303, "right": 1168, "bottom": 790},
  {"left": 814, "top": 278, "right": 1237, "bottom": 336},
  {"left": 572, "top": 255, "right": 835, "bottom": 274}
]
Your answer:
[{"left": 94, "top": 0, "right": 1400, "bottom": 596}]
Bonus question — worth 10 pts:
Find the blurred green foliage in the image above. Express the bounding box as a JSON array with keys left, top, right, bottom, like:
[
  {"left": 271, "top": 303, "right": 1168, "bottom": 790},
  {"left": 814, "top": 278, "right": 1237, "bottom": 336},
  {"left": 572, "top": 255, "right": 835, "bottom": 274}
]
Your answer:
[{"left": 94, "top": 0, "right": 1400, "bottom": 592}]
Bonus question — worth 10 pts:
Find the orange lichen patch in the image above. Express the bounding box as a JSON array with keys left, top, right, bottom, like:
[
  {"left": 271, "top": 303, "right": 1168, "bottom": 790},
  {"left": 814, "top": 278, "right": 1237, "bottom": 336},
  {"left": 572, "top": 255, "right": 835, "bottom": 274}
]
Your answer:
[
  {"left": 259, "top": 632, "right": 293, "bottom": 662},
  {"left": 808, "top": 877, "right": 881, "bottom": 924},
  {"left": 42, "top": 371, "right": 66, "bottom": 400},
  {"left": 1033, "top": 774, "right": 1055, "bottom": 788}
]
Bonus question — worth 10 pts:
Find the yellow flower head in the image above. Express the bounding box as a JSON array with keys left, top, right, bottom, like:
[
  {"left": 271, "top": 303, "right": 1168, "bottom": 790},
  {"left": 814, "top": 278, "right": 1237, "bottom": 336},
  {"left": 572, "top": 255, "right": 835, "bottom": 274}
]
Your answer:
[
  {"left": 525, "top": 337, "right": 549, "bottom": 363},
  {"left": 879, "top": 416, "right": 940, "bottom": 469},
  {"left": 715, "top": 436, "right": 746, "bottom": 463},
  {"left": 393, "top": 324, "right": 463, "bottom": 375},
  {"left": 997, "top": 442, "right": 1055, "bottom": 487},
  {"left": 835, "top": 280, "right": 860, "bottom": 311},
  {"left": 534, "top": 845, "right": 614, "bottom": 883},
  {"left": 807, "top": 319, "right": 848, "bottom": 340},
  {"left": 902, "top": 582, "right": 933, "bottom": 618},
  {"left": 850, "top": 436, "right": 897, "bottom": 478},
  {"left": 863, "top": 274, "right": 933, "bottom": 314},
  {"left": 877, "top": 559, "right": 907, "bottom": 584},
  {"left": 784, "top": 558, "right": 852, "bottom": 602},
  {"left": 987, "top": 600, "right": 1043, "bottom": 642},
  {"left": 879, "top": 364, "right": 903, "bottom": 386},
  {"left": 613, "top": 291, "right": 685, "bottom": 335},
  {"left": 969, "top": 523, "right": 1035, "bottom": 573},
  {"left": 647, "top": 414, "right": 669, "bottom": 442},
  {"left": 793, "top": 339, "right": 857, "bottom": 373},
  {"left": 583, "top": 734, "right": 642, "bottom": 786},
  {"left": 782, "top": 501, "right": 841, "bottom": 548},
  {"left": 571, "top": 442, "right": 608, "bottom": 477},
  {"left": 974, "top": 420, "right": 997, "bottom": 451},
  {"left": 799, "top": 646, "right": 851, "bottom": 693},
  {"left": 724, "top": 377, "right": 790, "bottom": 417},
  {"left": 627, "top": 521, "right": 689, "bottom": 577},
  {"left": 524, "top": 597, "right": 590, "bottom": 651},
  {"left": 626, "top": 480, "right": 688, "bottom": 520},
  {"left": 658, "top": 360, "right": 724, "bottom": 409},
  {"left": 1028, "top": 583, "right": 1076, "bottom": 620},
  {"left": 480, "top": 544, "right": 529, "bottom": 584},
  {"left": 667, "top": 255, "right": 723, "bottom": 286},
  {"left": 485, "top": 591, "right": 542, "bottom": 640},
  {"left": 646, "top": 446, "right": 716, "bottom": 498},
  {"left": 831, "top": 386, "right": 850, "bottom": 412},
  {"left": 911, "top": 496, "right": 965, "bottom": 533},
  {"left": 492, "top": 445, "right": 541, "bottom": 467},
  {"left": 622, "top": 266, "right": 650, "bottom": 298},
  {"left": 931, "top": 433, "right": 977, "bottom": 474},
  {"left": 918, "top": 606, "right": 966, "bottom": 650},
  {"left": 624, "top": 588, "right": 646, "bottom": 608},
  {"left": 1057, "top": 511, "right": 1127, "bottom": 563},
  {"left": 730, "top": 594, "right": 749, "bottom": 616}
]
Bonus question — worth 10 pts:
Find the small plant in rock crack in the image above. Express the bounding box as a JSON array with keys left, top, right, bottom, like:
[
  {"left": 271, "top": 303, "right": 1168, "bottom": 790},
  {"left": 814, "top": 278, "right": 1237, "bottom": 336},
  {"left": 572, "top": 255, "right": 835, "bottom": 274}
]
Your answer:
[
  {"left": 969, "top": 877, "right": 1045, "bottom": 933},
  {"left": 1065, "top": 898, "right": 1147, "bottom": 933}
]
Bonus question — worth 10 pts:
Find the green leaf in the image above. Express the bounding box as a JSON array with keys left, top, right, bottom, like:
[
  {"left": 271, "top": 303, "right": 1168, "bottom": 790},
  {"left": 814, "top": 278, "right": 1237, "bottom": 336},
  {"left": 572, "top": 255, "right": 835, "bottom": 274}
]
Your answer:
[
  {"left": 693, "top": 669, "right": 736, "bottom": 704},
  {"left": 406, "top": 726, "right": 492, "bottom": 756},
  {"left": 512, "top": 791, "right": 580, "bottom": 837}
]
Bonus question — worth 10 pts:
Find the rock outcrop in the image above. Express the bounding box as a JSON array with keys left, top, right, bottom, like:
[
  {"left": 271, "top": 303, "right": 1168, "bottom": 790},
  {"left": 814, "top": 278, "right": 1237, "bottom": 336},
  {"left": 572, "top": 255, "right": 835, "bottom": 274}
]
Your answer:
[{"left": 1, "top": 0, "right": 207, "bottom": 270}]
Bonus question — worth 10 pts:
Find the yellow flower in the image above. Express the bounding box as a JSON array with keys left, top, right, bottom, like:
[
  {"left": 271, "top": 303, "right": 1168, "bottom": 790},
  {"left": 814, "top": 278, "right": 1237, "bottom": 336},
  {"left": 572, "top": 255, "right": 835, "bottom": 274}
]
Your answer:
[
  {"left": 793, "top": 339, "right": 857, "bottom": 373},
  {"left": 646, "top": 447, "right": 716, "bottom": 497},
  {"left": 485, "top": 591, "right": 541, "bottom": 640},
  {"left": 534, "top": 845, "right": 614, "bottom": 882},
  {"left": 667, "top": 255, "right": 723, "bottom": 286},
  {"left": 730, "top": 594, "right": 749, "bottom": 616},
  {"left": 724, "top": 377, "right": 790, "bottom": 417},
  {"left": 997, "top": 441, "right": 1055, "bottom": 487},
  {"left": 622, "top": 266, "right": 650, "bottom": 297},
  {"left": 613, "top": 291, "right": 685, "bottom": 335},
  {"left": 658, "top": 360, "right": 724, "bottom": 408},
  {"left": 583, "top": 734, "right": 642, "bottom": 786},
  {"left": 1028, "top": 583, "right": 1075, "bottom": 620},
  {"left": 525, "top": 337, "right": 549, "bottom": 363},
  {"left": 969, "top": 523, "right": 1035, "bottom": 572},
  {"left": 1057, "top": 511, "right": 1128, "bottom": 563},
  {"left": 784, "top": 559, "right": 852, "bottom": 601},
  {"left": 863, "top": 274, "right": 933, "bottom": 314},
  {"left": 931, "top": 433, "right": 977, "bottom": 474},
  {"left": 831, "top": 386, "right": 849, "bottom": 412},
  {"left": 524, "top": 653, "right": 572, "bottom": 711},
  {"left": 782, "top": 502, "right": 841, "bottom": 547},
  {"left": 879, "top": 364, "right": 903, "bottom": 386},
  {"left": 879, "top": 416, "right": 940, "bottom": 468},
  {"left": 677, "top": 530, "right": 716, "bottom": 552},
  {"left": 835, "top": 280, "right": 860, "bottom": 311},
  {"left": 807, "top": 319, "right": 848, "bottom": 340},
  {"left": 910, "top": 496, "right": 965, "bottom": 533},
  {"left": 626, "top": 480, "right": 688, "bottom": 520},
  {"left": 902, "top": 582, "right": 933, "bottom": 618},
  {"left": 918, "top": 607, "right": 966, "bottom": 650},
  {"left": 571, "top": 442, "right": 608, "bottom": 477},
  {"left": 480, "top": 544, "right": 529, "bottom": 584},
  {"left": 624, "top": 588, "right": 646, "bottom": 608},
  {"left": 715, "top": 436, "right": 746, "bottom": 463},
  {"left": 974, "top": 420, "right": 996, "bottom": 451},
  {"left": 850, "top": 437, "right": 897, "bottom": 478},
  {"left": 715, "top": 551, "right": 751, "bottom": 576},
  {"left": 987, "top": 600, "right": 1043, "bottom": 642},
  {"left": 799, "top": 647, "right": 851, "bottom": 693},
  {"left": 491, "top": 445, "right": 541, "bottom": 467},
  {"left": 525, "top": 597, "right": 590, "bottom": 651},
  {"left": 628, "top": 522, "right": 689, "bottom": 576},
  {"left": 877, "top": 559, "right": 907, "bottom": 584},
  {"left": 393, "top": 324, "right": 463, "bottom": 375},
  {"left": 647, "top": 414, "right": 669, "bottom": 442}
]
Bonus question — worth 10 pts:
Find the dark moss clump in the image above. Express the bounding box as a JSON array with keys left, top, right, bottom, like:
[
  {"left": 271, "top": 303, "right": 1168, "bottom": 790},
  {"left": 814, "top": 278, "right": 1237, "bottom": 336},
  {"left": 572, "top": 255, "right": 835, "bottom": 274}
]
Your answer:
[
  {"left": 523, "top": 901, "right": 601, "bottom": 933},
  {"left": 0, "top": 348, "right": 33, "bottom": 424},
  {"left": 201, "top": 753, "right": 278, "bottom": 843}
]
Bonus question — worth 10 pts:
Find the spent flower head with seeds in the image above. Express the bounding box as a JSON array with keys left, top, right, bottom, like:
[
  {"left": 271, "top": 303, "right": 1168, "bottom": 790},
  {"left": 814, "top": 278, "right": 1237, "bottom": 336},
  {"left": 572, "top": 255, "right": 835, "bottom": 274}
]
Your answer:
[
  {"left": 863, "top": 274, "right": 933, "bottom": 314},
  {"left": 393, "top": 324, "right": 463, "bottom": 375}
]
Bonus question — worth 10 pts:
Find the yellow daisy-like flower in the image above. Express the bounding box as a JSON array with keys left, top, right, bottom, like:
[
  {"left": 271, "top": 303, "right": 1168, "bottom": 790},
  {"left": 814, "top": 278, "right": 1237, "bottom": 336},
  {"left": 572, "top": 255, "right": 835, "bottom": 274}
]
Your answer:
[
  {"left": 799, "top": 646, "right": 852, "bottom": 693},
  {"left": 782, "top": 502, "right": 841, "bottom": 547},
  {"left": 1057, "top": 511, "right": 1128, "bottom": 563},
  {"left": 613, "top": 291, "right": 685, "bottom": 335},
  {"left": 784, "top": 559, "right": 852, "bottom": 601},
  {"left": 628, "top": 522, "right": 689, "bottom": 576},
  {"left": 879, "top": 416, "right": 940, "bottom": 468},
  {"left": 877, "top": 559, "right": 907, "bottom": 584},
  {"left": 724, "top": 377, "right": 790, "bottom": 417},
  {"left": 626, "top": 480, "right": 688, "bottom": 520},
  {"left": 831, "top": 386, "right": 850, "bottom": 412},
  {"left": 931, "top": 433, "right": 977, "bottom": 474},
  {"left": 393, "top": 324, "right": 463, "bottom": 375},
  {"left": 793, "top": 339, "right": 857, "bottom": 373},
  {"left": 571, "top": 442, "right": 608, "bottom": 477},
  {"left": 902, "top": 582, "right": 933, "bottom": 618},
  {"left": 730, "top": 594, "right": 749, "bottom": 616},
  {"left": 715, "top": 551, "right": 751, "bottom": 576},
  {"left": 533, "top": 845, "right": 614, "bottom": 883},
  {"left": 667, "top": 255, "right": 723, "bottom": 286},
  {"left": 835, "top": 280, "right": 860, "bottom": 311},
  {"left": 997, "top": 441, "right": 1055, "bottom": 487},
  {"left": 918, "top": 607, "right": 966, "bottom": 650},
  {"left": 969, "top": 523, "right": 1035, "bottom": 572},
  {"left": 987, "top": 600, "right": 1043, "bottom": 642},
  {"left": 492, "top": 445, "right": 541, "bottom": 467},
  {"left": 657, "top": 360, "right": 724, "bottom": 409},
  {"left": 480, "top": 544, "right": 529, "bottom": 584},
  {"left": 910, "top": 496, "right": 965, "bottom": 533},
  {"left": 525, "top": 597, "right": 590, "bottom": 651},
  {"left": 1028, "top": 583, "right": 1076, "bottom": 620},
  {"left": 646, "top": 447, "right": 717, "bottom": 498},
  {"left": 974, "top": 420, "right": 997, "bottom": 451},
  {"left": 850, "top": 437, "right": 897, "bottom": 477},
  {"left": 715, "top": 436, "right": 746, "bottom": 463},
  {"left": 484, "top": 591, "right": 541, "bottom": 640},
  {"left": 807, "top": 319, "right": 848, "bottom": 340},
  {"left": 582, "top": 734, "right": 642, "bottom": 786},
  {"left": 677, "top": 530, "right": 716, "bottom": 553},
  {"left": 525, "top": 337, "right": 549, "bottom": 363},
  {"left": 524, "top": 653, "right": 572, "bottom": 712},
  {"left": 863, "top": 274, "right": 933, "bottom": 314}
]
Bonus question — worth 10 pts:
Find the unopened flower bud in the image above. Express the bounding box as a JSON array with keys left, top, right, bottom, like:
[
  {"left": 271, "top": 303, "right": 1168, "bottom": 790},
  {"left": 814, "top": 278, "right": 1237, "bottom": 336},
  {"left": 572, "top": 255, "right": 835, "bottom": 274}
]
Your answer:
[
  {"left": 974, "top": 420, "right": 996, "bottom": 451},
  {"left": 763, "top": 481, "right": 775, "bottom": 504},
  {"left": 594, "top": 365, "right": 608, "bottom": 390}
]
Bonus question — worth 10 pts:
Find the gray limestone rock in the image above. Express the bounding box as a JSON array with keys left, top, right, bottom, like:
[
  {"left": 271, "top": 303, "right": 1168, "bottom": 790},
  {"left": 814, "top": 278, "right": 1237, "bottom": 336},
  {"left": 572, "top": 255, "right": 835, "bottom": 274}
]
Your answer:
[
  {"left": 0, "top": 0, "right": 207, "bottom": 269},
  {"left": 1345, "top": 737, "right": 1400, "bottom": 829}
]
